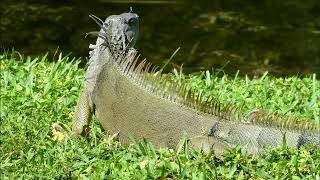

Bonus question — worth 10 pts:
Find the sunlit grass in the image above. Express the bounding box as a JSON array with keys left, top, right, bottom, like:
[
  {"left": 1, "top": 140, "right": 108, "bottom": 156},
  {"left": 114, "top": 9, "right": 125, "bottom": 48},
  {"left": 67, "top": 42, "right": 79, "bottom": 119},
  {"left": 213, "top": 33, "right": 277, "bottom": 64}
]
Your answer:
[
  {"left": 1, "top": 51, "right": 319, "bottom": 178},
  {"left": 168, "top": 68, "right": 320, "bottom": 124}
]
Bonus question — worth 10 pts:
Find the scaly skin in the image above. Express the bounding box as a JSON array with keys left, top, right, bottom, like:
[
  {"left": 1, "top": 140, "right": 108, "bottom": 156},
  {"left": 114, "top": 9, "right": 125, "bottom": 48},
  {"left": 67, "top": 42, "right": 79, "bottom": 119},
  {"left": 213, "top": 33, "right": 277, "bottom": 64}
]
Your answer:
[
  {"left": 92, "top": 52, "right": 320, "bottom": 154},
  {"left": 73, "top": 12, "right": 320, "bottom": 154}
]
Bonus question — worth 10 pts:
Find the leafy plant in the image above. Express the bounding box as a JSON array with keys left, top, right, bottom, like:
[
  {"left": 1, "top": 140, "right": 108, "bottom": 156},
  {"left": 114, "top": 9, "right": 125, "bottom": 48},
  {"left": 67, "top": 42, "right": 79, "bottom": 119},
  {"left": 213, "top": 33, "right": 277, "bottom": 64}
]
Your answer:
[{"left": 0, "top": 51, "right": 319, "bottom": 178}]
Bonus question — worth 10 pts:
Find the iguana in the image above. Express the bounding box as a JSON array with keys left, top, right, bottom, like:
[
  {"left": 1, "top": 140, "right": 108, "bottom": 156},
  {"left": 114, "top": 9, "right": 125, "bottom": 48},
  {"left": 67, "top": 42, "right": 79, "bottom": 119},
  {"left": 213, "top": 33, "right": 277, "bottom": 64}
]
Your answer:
[{"left": 73, "top": 11, "right": 320, "bottom": 154}]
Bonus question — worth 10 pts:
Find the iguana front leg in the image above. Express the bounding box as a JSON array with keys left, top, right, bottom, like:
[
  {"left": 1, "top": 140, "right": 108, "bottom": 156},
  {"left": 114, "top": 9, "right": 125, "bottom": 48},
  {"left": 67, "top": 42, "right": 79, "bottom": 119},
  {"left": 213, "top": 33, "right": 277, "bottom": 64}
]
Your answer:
[{"left": 73, "top": 91, "right": 93, "bottom": 136}]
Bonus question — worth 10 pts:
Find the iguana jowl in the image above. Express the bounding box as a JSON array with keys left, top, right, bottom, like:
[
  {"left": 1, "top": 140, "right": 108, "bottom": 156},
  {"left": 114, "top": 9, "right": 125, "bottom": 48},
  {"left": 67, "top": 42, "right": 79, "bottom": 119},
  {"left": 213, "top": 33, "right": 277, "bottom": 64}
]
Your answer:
[{"left": 74, "top": 11, "right": 320, "bottom": 154}]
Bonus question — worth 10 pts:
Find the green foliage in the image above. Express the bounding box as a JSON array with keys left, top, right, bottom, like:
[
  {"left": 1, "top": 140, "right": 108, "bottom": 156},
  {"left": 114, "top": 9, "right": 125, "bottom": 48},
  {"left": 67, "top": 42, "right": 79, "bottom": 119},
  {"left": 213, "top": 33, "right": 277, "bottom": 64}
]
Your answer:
[
  {"left": 169, "top": 69, "right": 320, "bottom": 123},
  {"left": 1, "top": 0, "right": 320, "bottom": 75},
  {"left": 1, "top": 52, "right": 319, "bottom": 178},
  {"left": 0, "top": 1, "right": 88, "bottom": 55}
]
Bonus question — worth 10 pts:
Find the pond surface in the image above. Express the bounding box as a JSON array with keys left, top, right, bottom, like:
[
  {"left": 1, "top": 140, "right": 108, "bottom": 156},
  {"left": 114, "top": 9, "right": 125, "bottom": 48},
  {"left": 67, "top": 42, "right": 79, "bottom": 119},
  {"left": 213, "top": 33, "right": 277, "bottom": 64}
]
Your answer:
[{"left": 1, "top": 0, "right": 320, "bottom": 76}]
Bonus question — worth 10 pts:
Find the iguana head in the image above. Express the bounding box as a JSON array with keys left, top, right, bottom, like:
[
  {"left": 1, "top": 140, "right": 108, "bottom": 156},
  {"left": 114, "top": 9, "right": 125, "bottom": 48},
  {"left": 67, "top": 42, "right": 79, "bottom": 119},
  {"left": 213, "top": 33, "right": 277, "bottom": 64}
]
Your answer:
[{"left": 87, "top": 11, "right": 139, "bottom": 54}]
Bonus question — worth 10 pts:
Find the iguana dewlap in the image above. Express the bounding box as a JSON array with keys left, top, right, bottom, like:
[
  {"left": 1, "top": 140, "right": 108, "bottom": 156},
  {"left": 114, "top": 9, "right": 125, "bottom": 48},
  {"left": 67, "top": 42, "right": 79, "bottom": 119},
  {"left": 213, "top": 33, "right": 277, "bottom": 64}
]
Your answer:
[{"left": 73, "top": 11, "right": 320, "bottom": 154}]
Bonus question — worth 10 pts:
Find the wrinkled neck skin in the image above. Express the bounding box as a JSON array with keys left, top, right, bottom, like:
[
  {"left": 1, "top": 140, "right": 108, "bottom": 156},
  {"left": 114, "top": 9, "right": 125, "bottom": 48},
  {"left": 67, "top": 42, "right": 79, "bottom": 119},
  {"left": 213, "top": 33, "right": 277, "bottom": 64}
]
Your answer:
[{"left": 85, "top": 46, "right": 111, "bottom": 93}]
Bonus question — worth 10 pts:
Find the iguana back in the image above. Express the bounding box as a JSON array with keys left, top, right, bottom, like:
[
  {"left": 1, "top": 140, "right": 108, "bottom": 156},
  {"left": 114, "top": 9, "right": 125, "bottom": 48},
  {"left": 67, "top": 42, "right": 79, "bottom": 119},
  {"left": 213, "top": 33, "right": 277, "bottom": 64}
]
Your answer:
[{"left": 93, "top": 51, "right": 320, "bottom": 154}]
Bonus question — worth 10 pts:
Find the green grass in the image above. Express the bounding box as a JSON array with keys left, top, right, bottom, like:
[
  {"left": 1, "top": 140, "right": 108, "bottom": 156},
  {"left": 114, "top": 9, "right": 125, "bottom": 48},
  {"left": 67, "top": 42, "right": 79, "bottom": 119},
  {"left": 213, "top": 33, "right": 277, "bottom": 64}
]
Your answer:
[
  {"left": 1, "top": 51, "right": 320, "bottom": 179},
  {"left": 169, "top": 69, "right": 320, "bottom": 124}
]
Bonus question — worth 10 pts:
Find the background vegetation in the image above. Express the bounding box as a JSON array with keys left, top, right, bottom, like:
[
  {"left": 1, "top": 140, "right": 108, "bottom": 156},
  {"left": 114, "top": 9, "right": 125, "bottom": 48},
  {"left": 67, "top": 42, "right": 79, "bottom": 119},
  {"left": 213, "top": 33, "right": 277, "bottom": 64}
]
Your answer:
[
  {"left": 1, "top": 52, "right": 319, "bottom": 178},
  {"left": 1, "top": 0, "right": 320, "bottom": 76}
]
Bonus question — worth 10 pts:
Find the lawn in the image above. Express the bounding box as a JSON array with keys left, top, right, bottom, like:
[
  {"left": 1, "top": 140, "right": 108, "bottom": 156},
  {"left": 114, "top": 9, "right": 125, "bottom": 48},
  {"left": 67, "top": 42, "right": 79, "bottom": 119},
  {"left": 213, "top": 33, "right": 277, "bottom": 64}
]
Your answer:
[{"left": 1, "top": 51, "right": 319, "bottom": 179}]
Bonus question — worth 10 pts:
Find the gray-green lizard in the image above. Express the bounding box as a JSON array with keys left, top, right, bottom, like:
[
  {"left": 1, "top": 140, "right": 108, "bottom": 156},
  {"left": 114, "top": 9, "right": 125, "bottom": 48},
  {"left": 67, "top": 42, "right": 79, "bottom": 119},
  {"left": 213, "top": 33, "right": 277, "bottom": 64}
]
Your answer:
[{"left": 73, "top": 11, "right": 320, "bottom": 154}]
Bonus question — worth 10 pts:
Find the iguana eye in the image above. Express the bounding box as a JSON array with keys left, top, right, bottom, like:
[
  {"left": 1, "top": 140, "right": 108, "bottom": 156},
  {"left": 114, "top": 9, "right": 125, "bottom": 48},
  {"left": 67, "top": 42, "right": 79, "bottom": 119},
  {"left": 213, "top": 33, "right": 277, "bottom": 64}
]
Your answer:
[{"left": 128, "top": 18, "right": 135, "bottom": 24}]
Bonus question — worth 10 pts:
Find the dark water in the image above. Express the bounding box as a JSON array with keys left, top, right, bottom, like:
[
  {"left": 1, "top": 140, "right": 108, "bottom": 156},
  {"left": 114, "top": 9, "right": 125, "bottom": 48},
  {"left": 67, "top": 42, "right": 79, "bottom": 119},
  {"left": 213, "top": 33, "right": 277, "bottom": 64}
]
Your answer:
[{"left": 1, "top": 0, "right": 320, "bottom": 76}]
